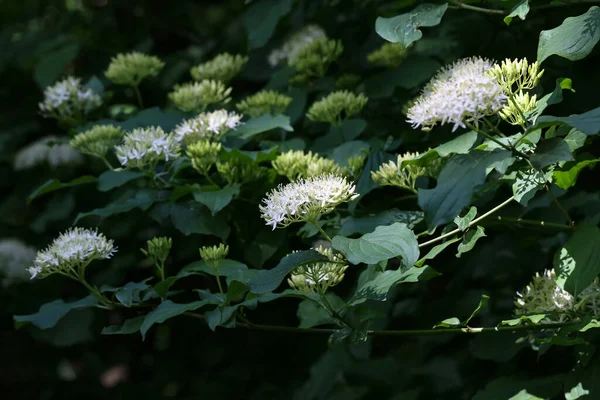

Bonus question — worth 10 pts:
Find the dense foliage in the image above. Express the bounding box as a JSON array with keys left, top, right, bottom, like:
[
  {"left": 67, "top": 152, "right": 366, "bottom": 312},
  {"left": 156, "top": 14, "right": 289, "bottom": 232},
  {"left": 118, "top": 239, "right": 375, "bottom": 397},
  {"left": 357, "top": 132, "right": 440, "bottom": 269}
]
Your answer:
[{"left": 3, "top": 0, "right": 600, "bottom": 399}]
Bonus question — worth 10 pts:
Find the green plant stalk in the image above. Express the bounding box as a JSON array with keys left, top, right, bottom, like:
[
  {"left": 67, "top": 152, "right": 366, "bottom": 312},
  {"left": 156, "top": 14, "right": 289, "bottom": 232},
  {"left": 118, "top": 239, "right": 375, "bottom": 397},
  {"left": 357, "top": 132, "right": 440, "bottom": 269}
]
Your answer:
[
  {"left": 545, "top": 185, "right": 574, "bottom": 225},
  {"left": 311, "top": 219, "right": 333, "bottom": 242},
  {"left": 184, "top": 311, "right": 582, "bottom": 336},
  {"left": 419, "top": 197, "right": 515, "bottom": 248},
  {"left": 465, "top": 121, "right": 529, "bottom": 159},
  {"left": 132, "top": 84, "right": 144, "bottom": 109},
  {"left": 491, "top": 216, "right": 573, "bottom": 230},
  {"left": 100, "top": 156, "right": 115, "bottom": 170},
  {"left": 449, "top": 0, "right": 504, "bottom": 14},
  {"left": 319, "top": 294, "right": 354, "bottom": 330},
  {"left": 215, "top": 268, "right": 225, "bottom": 297}
]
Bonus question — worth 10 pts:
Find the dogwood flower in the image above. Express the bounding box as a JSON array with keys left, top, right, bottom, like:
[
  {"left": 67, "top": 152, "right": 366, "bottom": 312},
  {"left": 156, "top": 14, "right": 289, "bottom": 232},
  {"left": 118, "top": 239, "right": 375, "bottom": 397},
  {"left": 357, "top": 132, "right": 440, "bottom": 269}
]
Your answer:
[{"left": 115, "top": 126, "right": 180, "bottom": 169}]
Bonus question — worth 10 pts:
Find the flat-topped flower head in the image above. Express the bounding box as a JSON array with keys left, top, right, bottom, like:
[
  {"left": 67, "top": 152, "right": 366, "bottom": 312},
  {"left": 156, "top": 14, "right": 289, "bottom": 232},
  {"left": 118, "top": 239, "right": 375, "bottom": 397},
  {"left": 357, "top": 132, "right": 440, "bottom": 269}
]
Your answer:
[
  {"left": 70, "top": 124, "right": 124, "bottom": 159},
  {"left": 0, "top": 239, "right": 36, "bottom": 286},
  {"left": 268, "top": 25, "right": 326, "bottom": 67},
  {"left": 306, "top": 91, "right": 368, "bottom": 125},
  {"left": 236, "top": 90, "right": 292, "bottom": 117},
  {"left": 39, "top": 76, "right": 102, "bottom": 123},
  {"left": 406, "top": 57, "right": 506, "bottom": 132},
  {"left": 14, "top": 136, "right": 83, "bottom": 170},
  {"left": 190, "top": 53, "right": 248, "bottom": 83},
  {"left": 260, "top": 174, "right": 358, "bottom": 230},
  {"left": 174, "top": 110, "right": 242, "bottom": 145},
  {"left": 105, "top": 52, "right": 164, "bottom": 86},
  {"left": 115, "top": 126, "right": 180, "bottom": 169},
  {"left": 514, "top": 269, "right": 573, "bottom": 322},
  {"left": 168, "top": 80, "right": 232, "bottom": 112},
  {"left": 29, "top": 227, "right": 116, "bottom": 279},
  {"left": 288, "top": 245, "right": 348, "bottom": 294}
]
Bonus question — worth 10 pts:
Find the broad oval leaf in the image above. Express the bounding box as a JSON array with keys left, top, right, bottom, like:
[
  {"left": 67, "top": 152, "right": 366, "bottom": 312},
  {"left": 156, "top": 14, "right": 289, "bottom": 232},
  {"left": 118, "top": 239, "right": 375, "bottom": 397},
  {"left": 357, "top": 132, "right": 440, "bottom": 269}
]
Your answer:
[
  {"left": 140, "top": 300, "right": 214, "bottom": 339},
  {"left": 14, "top": 295, "right": 97, "bottom": 329},
  {"left": 375, "top": 3, "right": 448, "bottom": 47},
  {"left": 28, "top": 176, "right": 96, "bottom": 204},
  {"left": 97, "top": 170, "right": 145, "bottom": 192},
  {"left": 233, "top": 114, "right": 293, "bottom": 139},
  {"left": 332, "top": 222, "right": 419, "bottom": 266}
]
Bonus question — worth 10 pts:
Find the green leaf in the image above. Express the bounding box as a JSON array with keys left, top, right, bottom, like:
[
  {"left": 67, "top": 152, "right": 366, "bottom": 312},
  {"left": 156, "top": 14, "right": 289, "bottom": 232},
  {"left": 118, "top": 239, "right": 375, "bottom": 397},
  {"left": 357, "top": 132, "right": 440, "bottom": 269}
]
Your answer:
[
  {"left": 75, "top": 189, "right": 157, "bottom": 223},
  {"left": 456, "top": 226, "right": 486, "bottom": 258},
  {"left": 415, "top": 237, "right": 461, "bottom": 267},
  {"left": 530, "top": 138, "right": 573, "bottom": 168},
  {"left": 553, "top": 223, "right": 600, "bottom": 296},
  {"left": 114, "top": 281, "right": 151, "bottom": 307},
  {"left": 364, "top": 56, "right": 442, "bottom": 98},
  {"left": 34, "top": 43, "right": 79, "bottom": 88},
  {"left": 434, "top": 317, "right": 461, "bottom": 328},
  {"left": 243, "top": 0, "right": 293, "bottom": 49},
  {"left": 179, "top": 259, "right": 256, "bottom": 285},
  {"left": 564, "top": 128, "right": 587, "bottom": 151},
  {"left": 120, "top": 107, "right": 187, "bottom": 131},
  {"left": 464, "top": 294, "right": 489, "bottom": 325},
  {"left": 193, "top": 184, "right": 240, "bottom": 215},
  {"left": 140, "top": 300, "right": 214, "bottom": 339},
  {"left": 564, "top": 354, "right": 600, "bottom": 400},
  {"left": 350, "top": 150, "right": 394, "bottom": 211},
  {"left": 526, "top": 78, "right": 573, "bottom": 124},
  {"left": 297, "top": 294, "right": 345, "bottom": 328},
  {"left": 349, "top": 265, "right": 439, "bottom": 305},
  {"left": 375, "top": 3, "right": 448, "bottom": 47},
  {"left": 13, "top": 295, "right": 97, "bottom": 329},
  {"left": 512, "top": 168, "right": 552, "bottom": 205},
  {"left": 339, "top": 210, "right": 424, "bottom": 236},
  {"left": 97, "top": 170, "right": 145, "bottom": 192},
  {"left": 332, "top": 140, "right": 370, "bottom": 167},
  {"left": 234, "top": 114, "right": 293, "bottom": 139},
  {"left": 533, "top": 106, "right": 600, "bottom": 135},
  {"left": 332, "top": 222, "right": 419, "bottom": 266},
  {"left": 225, "top": 280, "right": 248, "bottom": 304},
  {"left": 501, "top": 314, "right": 547, "bottom": 326},
  {"left": 101, "top": 316, "right": 145, "bottom": 335},
  {"left": 537, "top": 6, "right": 600, "bottom": 63},
  {"left": 205, "top": 306, "right": 237, "bottom": 331},
  {"left": 553, "top": 155, "right": 599, "bottom": 189},
  {"left": 473, "top": 375, "right": 564, "bottom": 400},
  {"left": 418, "top": 150, "right": 511, "bottom": 228},
  {"left": 312, "top": 119, "right": 367, "bottom": 151},
  {"left": 504, "top": 0, "right": 529, "bottom": 26},
  {"left": 27, "top": 176, "right": 96, "bottom": 204},
  {"left": 454, "top": 206, "right": 477, "bottom": 231},
  {"left": 170, "top": 203, "right": 230, "bottom": 240},
  {"left": 248, "top": 250, "right": 329, "bottom": 294}
]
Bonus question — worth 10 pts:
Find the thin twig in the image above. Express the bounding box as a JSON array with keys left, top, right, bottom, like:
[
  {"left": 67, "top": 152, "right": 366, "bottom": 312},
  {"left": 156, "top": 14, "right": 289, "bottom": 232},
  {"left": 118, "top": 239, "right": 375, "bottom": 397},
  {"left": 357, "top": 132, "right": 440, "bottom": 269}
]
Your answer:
[
  {"left": 545, "top": 185, "right": 574, "bottom": 225},
  {"left": 490, "top": 216, "right": 574, "bottom": 230},
  {"left": 449, "top": 0, "right": 504, "bottom": 14}
]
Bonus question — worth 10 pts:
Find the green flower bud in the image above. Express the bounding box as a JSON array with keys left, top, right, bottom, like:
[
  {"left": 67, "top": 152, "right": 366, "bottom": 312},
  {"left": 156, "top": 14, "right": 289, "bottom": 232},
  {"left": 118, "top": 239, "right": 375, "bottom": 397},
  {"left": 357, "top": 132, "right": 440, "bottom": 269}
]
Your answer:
[
  {"left": 105, "top": 52, "right": 165, "bottom": 86},
  {"left": 236, "top": 90, "right": 292, "bottom": 117},
  {"left": 168, "top": 80, "right": 232, "bottom": 112},
  {"left": 272, "top": 150, "right": 342, "bottom": 181},
  {"left": 306, "top": 90, "right": 368, "bottom": 126},
  {"left": 335, "top": 73, "right": 361, "bottom": 90},
  {"left": 367, "top": 42, "right": 409, "bottom": 69},
  {"left": 499, "top": 91, "right": 537, "bottom": 126},
  {"left": 486, "top": 58, "right": 544, "bottom": 95},
  {"left": 141, "top": 237, "right": 172, "bottom": 267},
  {"left": 190, "top": 53, "right": 248, "bottom": 83},
  {"left": 186, "top": 140, "right": 223, "bottom": 175},
  {"left": 287, "top": 246, "right": 348, "bottom": 295},
  {"left": 70, "top": 124, "right": 124, "bottom": 159},
  {"left": 371, "top": 151, "right": 425, "bottom": 192},
  {"left": 199, "top": 243, "right": 229, "bottom": 270},
  {"left": 289, "top": 37, "right": 343, "bottom": 86},
  {"left": 345, "top": 154, "right": 366, "bottom": 179},
  {"left": 306, "top": 157, "right": 342, "bottom": 177},
  {"left": 216, "top": 158, "right": 267, "bottom": 185}
]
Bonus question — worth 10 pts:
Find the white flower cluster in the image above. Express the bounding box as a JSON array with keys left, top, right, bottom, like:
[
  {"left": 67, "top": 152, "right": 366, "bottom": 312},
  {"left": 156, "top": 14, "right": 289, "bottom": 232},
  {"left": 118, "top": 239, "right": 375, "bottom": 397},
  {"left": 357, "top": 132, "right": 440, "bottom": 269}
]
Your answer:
[
  {"left": 268, "top": 25, "right": 326, "bottom": 67},
  {"left": 14, "top": 136, "right": 83, "bottom": 170},
  {"left": 260, "top": 174, "right": 358, "bottom": 230},
  {"left": 174, "top": 110, "right": 243, "bottom": 145},
  {"left": 39, "top": 76, "right": 102, "bottom": 121},
  {"left": 0, "top": 239, "right": 37, "bottom": 286},
  {"left": 115, "top": 126, "right": 181, "bottom": 169},
  {"left": 406, "top": 57, "right": 506, "bottom": 132},
  {"left": 515, "top": 270, "right": 573, "bottom": 322},
  {"left": 29, "top": 227, "right": 116, "bottom": 279}
]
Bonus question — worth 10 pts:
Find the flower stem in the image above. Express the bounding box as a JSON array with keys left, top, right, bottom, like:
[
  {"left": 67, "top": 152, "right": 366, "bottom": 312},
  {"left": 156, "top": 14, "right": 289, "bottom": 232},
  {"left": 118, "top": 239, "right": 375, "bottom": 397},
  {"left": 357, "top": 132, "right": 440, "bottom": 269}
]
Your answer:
[
  {"left": 215, "top": 269, "right": 225, "bottom": 297},
  {"left": 311, "top": 220, "right": 332, "bottom": 242},
  {"left": 132, "top": 85, "right": 144, "bottom": 109},
  {"left": 449, "top": 0, "right": 504, "bottom": 14},
  {"left": 100, "top": 156, "right": 115, "bottom": 170},
  {"left": 419, "top": 197, "right": 515, "bottom": 248},
  {"left": 490, "top": 216, "right": 574, "bottom": 230},
  {"left": 465, "top": 121, "right": 530, "bottom": 159}
]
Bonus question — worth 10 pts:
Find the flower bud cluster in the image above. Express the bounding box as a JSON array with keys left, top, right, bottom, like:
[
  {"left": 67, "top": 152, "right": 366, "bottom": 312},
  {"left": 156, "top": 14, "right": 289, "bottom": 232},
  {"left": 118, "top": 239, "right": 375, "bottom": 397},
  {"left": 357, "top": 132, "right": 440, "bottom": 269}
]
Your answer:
[
  {"left": 105, "top": 52, "right": 164, "bottom": 86},
  {"left": 498, "top": 91, "right": 537, "bottom": 126},
  {"left": 260, "top": 174, "right": 359, "bottom": 230},
  {"left": 186, "top": 140, "right": 223, "bottom": 175},
  {"left": 268, "top": 25, "right": 326, "bottom": 67},
  {"left": 216, "top": 157, "right": 267, "bottom": 185},
  {"left": 289, "top": 37, "right": 343, "bottom": 85},
  {"left": 371, "top": 152, "right": 427, "bottom": 192},
  {"left": 71, "top": 124, "right": 123, "bottom": 159},
  {"left": 272, "top": 150, "right": 343, "bottom": 181},
  {"left": 29, "top": 228, "right": 116, "bottom": 279},
  {"left": 141, "top": 237, "right": 172, "bottom": 267},
  {"left": 115, "top": 126, "right": 180, "bottom": 169},
  {"left": 39, "top": 76, "right": 102, "bottom": 123},
  {"left": 306, "top": 91, "right": 368, "bottom": 126},
  {"left": 199, "top": 244, "right": 229, "bottom": 271},
  {"left": 190, "top": 53, "right": 248, "bottom": 83},
  {"left": 236, "top": 90, "right": 292, "bottom": 117},
  {"left": 367, "top": 42, "right": 409, "bottom": 69},
  {"left": 288, "top": 246, "right": 349, "bottom": 294},
  {"left": 168, "top": 80, "right": 232, "bottom": 112},
  {"left": 174, "top": 110, "right": 242, "bottom": 145}
]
